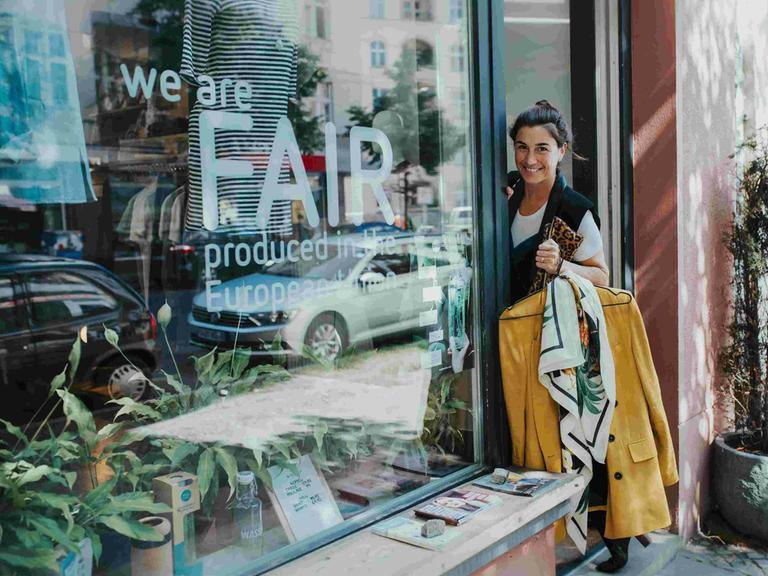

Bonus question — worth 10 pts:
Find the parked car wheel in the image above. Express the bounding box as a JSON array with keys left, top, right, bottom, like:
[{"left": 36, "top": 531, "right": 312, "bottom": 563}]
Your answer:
[
  {"left": 304, "top": 314, "right": 347, "bottom": 362},
  {"left": 98, "top": 356, "right": 150, "bottom": 401}
]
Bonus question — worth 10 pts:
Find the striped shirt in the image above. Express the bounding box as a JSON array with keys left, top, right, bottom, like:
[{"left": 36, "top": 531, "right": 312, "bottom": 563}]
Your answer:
[{"left": 181, "top": 0, "right": 298, "bottom": 235}]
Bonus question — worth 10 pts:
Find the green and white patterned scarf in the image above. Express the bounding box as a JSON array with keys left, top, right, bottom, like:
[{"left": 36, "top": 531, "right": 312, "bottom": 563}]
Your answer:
[{"left": 538, "top": 274, "right": 616, "bottom": 554}]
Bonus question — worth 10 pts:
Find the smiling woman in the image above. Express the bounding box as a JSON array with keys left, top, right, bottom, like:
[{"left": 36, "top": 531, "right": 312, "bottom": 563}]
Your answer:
[{"left": 505, "top": 100, "right": 609, "bottom": 304}]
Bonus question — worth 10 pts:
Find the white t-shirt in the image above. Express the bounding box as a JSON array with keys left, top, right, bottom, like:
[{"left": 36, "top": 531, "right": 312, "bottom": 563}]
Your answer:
[{"left": 511, "top": 207, "right": 602, "bottom": 262}]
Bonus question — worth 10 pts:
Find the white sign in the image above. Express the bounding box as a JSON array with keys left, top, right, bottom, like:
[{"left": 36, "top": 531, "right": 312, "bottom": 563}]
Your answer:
[{"left": 267, "top": 454, "right": 343, "bottom": 542}]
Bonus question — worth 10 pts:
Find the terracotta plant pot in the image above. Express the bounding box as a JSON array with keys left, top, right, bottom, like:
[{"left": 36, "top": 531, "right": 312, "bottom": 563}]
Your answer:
[{"left": 712, "top": 432, "right": 768, "bottom": 542}]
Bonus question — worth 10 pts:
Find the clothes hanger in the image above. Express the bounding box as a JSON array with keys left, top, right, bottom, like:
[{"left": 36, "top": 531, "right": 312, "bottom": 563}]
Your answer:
[{"left": 499, "top": 285, "right": 633, "bottom": 321}]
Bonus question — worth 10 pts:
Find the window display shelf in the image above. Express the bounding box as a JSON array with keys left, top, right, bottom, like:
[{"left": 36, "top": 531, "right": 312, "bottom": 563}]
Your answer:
[{"left": 268, "top": 471, "right": 584, "bottom": 576}]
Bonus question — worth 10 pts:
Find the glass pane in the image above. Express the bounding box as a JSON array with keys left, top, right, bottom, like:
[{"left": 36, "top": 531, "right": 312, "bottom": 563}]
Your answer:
[
  {"left": 0, "top": 276, "right": 21, "bottom": 333},
  {"left": 503, "top": 0, "right": 573, "bottom": 181},
  {"left": 26, "top": 272, "right": 118, "bottom": 324},
  {"left": 0, "top": 0, "right": 479, "bottom": 573}
]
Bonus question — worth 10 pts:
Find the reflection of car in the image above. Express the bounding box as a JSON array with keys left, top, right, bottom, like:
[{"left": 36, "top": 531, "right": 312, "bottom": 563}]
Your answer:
[
  {"left": 189, "top": 234, "right": 463, "bottom": 360},
  {"left": 0, "top": 255, "right": 158, "bottom": 423}
]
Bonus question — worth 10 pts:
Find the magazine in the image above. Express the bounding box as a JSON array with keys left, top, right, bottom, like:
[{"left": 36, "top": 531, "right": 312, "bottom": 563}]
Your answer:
[
  {"left": 472, "top": 473, "right": 557, "bottom": 497},
  {"left": 413, "top": 489, "right": 501, "bottom": 526},
  {"left": 371, "top": 516, "right": 464, "bottom": 551}
]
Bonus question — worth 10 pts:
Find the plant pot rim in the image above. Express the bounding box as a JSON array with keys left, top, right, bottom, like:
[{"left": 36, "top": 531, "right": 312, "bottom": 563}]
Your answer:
[{"left": 715, "top": 432, "right": 768, "bottom": 461}]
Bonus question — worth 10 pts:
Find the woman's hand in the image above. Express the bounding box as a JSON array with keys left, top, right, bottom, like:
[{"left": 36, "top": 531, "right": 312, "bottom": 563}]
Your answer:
[
  {"left": 535, "top": 239, "right": 562, "bottom": 275},
  {"left": 506, "top": 186, "right": 514, "bottom": 199}
]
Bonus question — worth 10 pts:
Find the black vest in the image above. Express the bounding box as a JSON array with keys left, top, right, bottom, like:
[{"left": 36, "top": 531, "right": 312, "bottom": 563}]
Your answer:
[{"left": 507, "top": 170, "right": 599, "bottom": 304}]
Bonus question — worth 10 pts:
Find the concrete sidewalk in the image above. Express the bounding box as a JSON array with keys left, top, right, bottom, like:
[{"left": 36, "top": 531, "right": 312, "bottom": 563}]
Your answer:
[
  {"left": 561, "top": 523, "right": 768, "bottom": 576},
  {"left": 656, "top": 536, "right": 768, "bottom": 576}
]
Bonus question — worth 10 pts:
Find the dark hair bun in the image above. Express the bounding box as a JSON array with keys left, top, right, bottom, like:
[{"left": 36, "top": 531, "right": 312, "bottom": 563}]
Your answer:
[{"left": 508, "top": 99, "right": 573, "bottom": 150}]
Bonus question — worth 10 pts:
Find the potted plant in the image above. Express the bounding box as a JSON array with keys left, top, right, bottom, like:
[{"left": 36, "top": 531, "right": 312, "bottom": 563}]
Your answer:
[
  {"left": 0, "top": 336, "right": 170, "bottom": 575},
  {"left": 715, "top": 130, "right": 768, "bottom": 541}
]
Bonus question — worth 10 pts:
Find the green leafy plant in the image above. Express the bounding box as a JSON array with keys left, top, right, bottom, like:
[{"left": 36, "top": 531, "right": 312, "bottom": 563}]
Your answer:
[
  {"left": 720, "top": 130, "right": 768, "bottom": 454},
  {"left": 742, "top": 460, "right": 768, "bottom": 513},
  {"left": 0, "top": 337, "right": 170, "bottom": 575},
  {"left": 421, "top": 373, "right": 470, "bottom": 455}
]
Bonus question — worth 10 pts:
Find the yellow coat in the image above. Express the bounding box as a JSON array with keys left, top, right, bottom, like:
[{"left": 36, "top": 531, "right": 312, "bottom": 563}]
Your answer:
[{"left": 499, "top": 286, "right": 678, "bottom": 539}]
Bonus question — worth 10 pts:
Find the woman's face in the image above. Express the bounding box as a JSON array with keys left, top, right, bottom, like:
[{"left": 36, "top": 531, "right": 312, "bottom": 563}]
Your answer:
[{"left": 513, "top": 125, "right": 567, "bottom": 188}]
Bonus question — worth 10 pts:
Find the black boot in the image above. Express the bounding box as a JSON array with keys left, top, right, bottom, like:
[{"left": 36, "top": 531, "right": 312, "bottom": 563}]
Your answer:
[
  {"left": 589, "top": 510, "right": 633, "bottom": 573},
  {"left": 596, "top": 537, "right": 630, "bottom": 573}
]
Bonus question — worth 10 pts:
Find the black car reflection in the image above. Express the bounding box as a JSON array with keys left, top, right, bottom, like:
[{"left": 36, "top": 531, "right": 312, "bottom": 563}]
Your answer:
[{"left": 0, "top": 255, "right": 158, "bottom": 424}]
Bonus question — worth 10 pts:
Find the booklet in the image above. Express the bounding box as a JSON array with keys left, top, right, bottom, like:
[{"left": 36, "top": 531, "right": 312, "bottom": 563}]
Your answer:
[
  {"left": 413, "top": 489, "right": 501, "bottom": 526},
  {"left": 372, "top": 516, "right": 463, "bottom": 551},
  {"left": 473, "top": 473, "right": 557, "bottom": 497}
]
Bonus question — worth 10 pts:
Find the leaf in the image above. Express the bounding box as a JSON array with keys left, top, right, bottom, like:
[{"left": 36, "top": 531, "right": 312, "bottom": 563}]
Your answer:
[
  {"left": 194, "top": 347, "right": 217, "bottom": 378},
  {"left": 98, "top": 515, "right": 164, "bottom": 542},
  {"left": 314, "top": 421, "right": 328, "bottom": 450},
  {"left": 27, "top": 515, "right": 79, "bottom": 552},
  {"left": 0, "top": 418, "right": 27, "bottom": 445},
  {"left": 31, "top": 493, "right": 77, "bottom": 534},
  {"left": 157, "top": 301, "right": 172, "bottom": 329},
  {"left": 196, "top": 448, "right": 215, "bottom": 501},
  {"left": 64, "top": 471, "right": 77, "bottom": 489},
  {"left": 109, "top": 397, "right": 162, "bottom": 422},
  {"left": 423, "top": 406, "right": 437, "bottom": 421},
  {"left": 108, "top": 492, "right": 171, "bottom": 514},
  {"left": 96, "top": 422, "right": 124, "bottom": 442},
  {"left": 84, "top": 528, "right": 102, "bottom": 563},
  {"left": 68, "top": 336, "right": 82, "bottom": 381},
  {"left": 16, "top": 464, "right": 55, "bottom": 486},
  {"left": 252, "top": 448, "right": 263, "bottom": 468},
  {"left": 161, "top": 370, "right": 184, "bottom": 394},
  {"left": 231, "top": 348, "right": 251, "bottom": 378},
  {"left": 169, "top": 442, "right": 199, "bottom": 468},
  {"left": 0, "top": 548, "right": 59, "bottom": 570},
  {"left": 56, "top": 389, "right": 96, "bottom": 446},
  {"left": 104, "top": 326, "right": 119, "bottom": 348},
  {"left": 49, "top": 368, "right": 67, "bottom": 394},
  {"left": 215, "top": 447, "right": 239, "bottom": 501}
]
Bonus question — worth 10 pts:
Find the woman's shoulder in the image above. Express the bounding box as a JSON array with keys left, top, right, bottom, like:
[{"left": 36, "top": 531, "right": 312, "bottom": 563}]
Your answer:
[
  {"left": 561, "top": 184, "right": 595, "bottom": 211},
  {"left": 559, "top": 181, "right": 600, "bottom": 228}
]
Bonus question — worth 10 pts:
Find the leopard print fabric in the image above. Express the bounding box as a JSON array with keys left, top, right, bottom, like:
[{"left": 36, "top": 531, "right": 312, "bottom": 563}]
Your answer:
[{"left": 529, "top": 216, "right": 584, "bottom": 294}]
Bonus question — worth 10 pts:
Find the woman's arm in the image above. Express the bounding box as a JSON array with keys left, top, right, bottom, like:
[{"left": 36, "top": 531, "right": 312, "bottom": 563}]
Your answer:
[
  {"left": 536, "top": 239, "right": 610, "bottom": 286},
  {"left": 561, "top": 250, "right": 610, "bottom": 286}
]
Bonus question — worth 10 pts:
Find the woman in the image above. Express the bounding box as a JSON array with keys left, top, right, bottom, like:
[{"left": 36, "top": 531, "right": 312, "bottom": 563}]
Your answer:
[
  {"left": 506, "top": 100, "right": 609, "bottom": 304},
  {"left": 506, "top": 101, "right": 629, "bottom": 573}
]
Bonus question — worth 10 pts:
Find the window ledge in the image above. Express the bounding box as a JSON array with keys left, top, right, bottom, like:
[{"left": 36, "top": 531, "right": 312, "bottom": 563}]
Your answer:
[{"left": 269, "top": 473, "right": 584, "bottom": 576}]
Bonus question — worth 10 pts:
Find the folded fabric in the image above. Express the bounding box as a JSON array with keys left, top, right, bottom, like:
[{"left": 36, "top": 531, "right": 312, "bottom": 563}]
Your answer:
[{"left": 537, "top": 273, "right": 615, "bottom": 553}]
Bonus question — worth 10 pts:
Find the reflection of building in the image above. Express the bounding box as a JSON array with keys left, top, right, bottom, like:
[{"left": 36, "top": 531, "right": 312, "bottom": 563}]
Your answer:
[{"left": 298, "top": 0, "right": 472, "bottom": 227}]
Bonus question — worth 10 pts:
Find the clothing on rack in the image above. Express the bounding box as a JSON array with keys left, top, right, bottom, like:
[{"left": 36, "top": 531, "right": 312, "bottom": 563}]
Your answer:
[
  {"left": 499, "top": 286, "right": 678, "bottom": 542},
  {"left": 0, "top": 0, "right": 95, "bottom": 204},
  {"left": 159, "top": 186, "right": 184, "bottom": 241},
  {"left": 537, "top": 274, "right": 615, "bottom": 553},
  {"left": 181, "top": 0, "right": 299, "bottom": 235}
]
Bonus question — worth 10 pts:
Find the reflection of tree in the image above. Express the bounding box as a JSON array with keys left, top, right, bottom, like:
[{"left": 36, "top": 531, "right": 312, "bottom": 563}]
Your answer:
[
  {"left": 347, "top": 46, "right": 464, "bottom": 175},
  {"left": 131, "top": 0, "right": 184, "bottom": 73},
  {"left": 289, "top": 45, "right": 328, "bottom": 155}
]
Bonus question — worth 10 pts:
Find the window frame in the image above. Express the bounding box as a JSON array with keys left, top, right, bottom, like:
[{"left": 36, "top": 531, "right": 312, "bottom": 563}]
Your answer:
[
  {"left": 370, "top": 40, "right": 386, "bottom": 68},
  {"left": 22, "top": 269, "right": 120, "bottom": 329},
  {"left": 369, "top": 0, "right": 385, "bottom": 19}
]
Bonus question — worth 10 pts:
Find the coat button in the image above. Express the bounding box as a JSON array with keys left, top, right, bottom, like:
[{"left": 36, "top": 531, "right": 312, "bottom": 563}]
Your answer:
[
  {"left": 614, "top": 472, "right": 623, "bottom": 480},
  {"left": 609, "top": 434, "right": 615, "bottom": 442}
]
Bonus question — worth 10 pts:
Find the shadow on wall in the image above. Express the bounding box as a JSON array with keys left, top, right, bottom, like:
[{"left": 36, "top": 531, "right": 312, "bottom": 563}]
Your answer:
[{"left": 675, "top": 0, "right": 768, "bottom": 541}]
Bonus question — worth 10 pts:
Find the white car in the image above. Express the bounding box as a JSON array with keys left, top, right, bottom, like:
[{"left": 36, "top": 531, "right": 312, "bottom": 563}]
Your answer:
[{"left": 189, "top": 233, "right": 465, "bottom": 360}]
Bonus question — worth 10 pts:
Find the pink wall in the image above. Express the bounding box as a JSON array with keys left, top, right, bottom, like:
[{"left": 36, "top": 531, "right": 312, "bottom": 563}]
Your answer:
[
  {"left": 675, "top": 0, "right": 742, "bottom": 540},
  {"left": 631, "top": 0, "right": 680, "bottom": 531}
]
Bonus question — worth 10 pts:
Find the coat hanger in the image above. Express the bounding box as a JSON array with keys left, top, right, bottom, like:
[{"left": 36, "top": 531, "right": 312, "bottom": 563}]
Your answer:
[{"left": 499, "top": 285, "right": 633, "bottom": 321}]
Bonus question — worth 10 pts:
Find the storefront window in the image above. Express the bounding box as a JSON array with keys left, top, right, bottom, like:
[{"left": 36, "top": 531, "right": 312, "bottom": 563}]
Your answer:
[{"left": 0, "top": 0, "right": 478, "bottom": 574}]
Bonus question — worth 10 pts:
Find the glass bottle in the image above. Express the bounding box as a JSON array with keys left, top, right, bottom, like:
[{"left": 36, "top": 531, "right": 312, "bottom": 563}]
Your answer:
[{"left": 229, "top": 471, "right": 263, "bottom": 552}]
